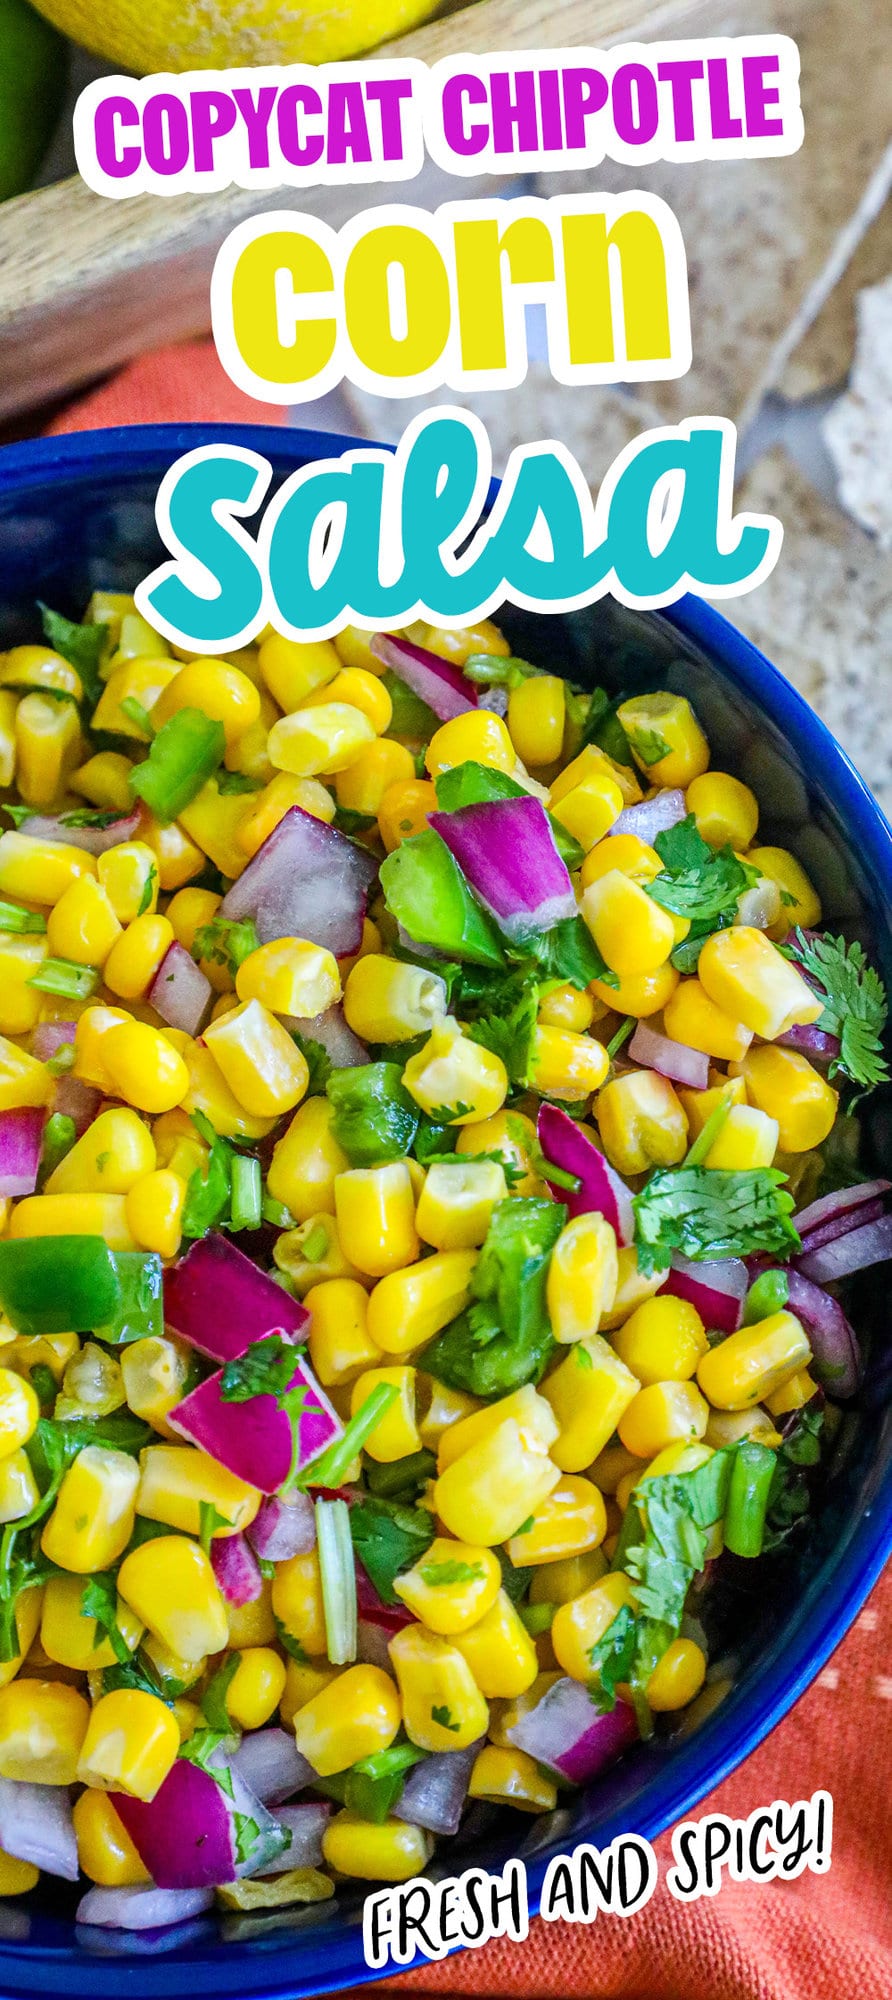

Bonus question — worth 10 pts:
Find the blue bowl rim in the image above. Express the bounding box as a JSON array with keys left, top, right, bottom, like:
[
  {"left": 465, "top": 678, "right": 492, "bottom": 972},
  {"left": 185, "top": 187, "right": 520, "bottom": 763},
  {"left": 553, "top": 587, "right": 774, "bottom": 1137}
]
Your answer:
[{"left": 0, "top": 421, "right": 889, "bottom": 1998}]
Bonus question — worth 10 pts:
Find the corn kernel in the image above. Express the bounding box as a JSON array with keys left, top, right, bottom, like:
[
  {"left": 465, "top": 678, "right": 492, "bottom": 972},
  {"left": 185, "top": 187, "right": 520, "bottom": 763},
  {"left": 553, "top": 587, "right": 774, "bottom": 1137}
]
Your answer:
[
  {"left": 73, "top": 1788, "right": 151, "bottom": 1886},
  {"left": 618, "top": 1379, "right": 710, "bottom": 1457},
  {"left": 582, "top": 869, "right": 679, "bottom": 976},
  {"left": 104, "top": 914, "right": 174, "bottom": 1001},
  {"left": 528, "top": 1024, "right": 610, "bottom": 1102},
  {"left": 417, "top": 1379, "right": 481, "bottom": 1447},
  {"left": 126, "top": 1169, "right": 186, "bottom": 1260},
  {"left": 661, "top": 979, "right": 752, "bottom": 1064},
  {"left": 182, "top": 1040, "right": 280, "bottom": 1142},
  {"left": 750, "top": 845, "right": 822, "bottom": 941},
  {"left": 618, "top": 692, "right": 709, "bottom": 789},
  {"left": 343, "top": 956, "right": 447, "bottom": 1045},
  {"left": 0, "top": 1585, "right": 41, "bottom": 1691},
  {"left": 541, "top": 1335, "right": 640, "bottom": 1472},
  {"left": 226, "top": 1647, "right": 288, "bottom": 1730},
  {"left": 685, "top": 771, "right": 758, "bottom": 850},
  {"left": 580, "top": 833, "right": 661, "bottom": 891},
  {"left": 15, "top": 691, "right": 82, "bottom": 807},
  {"left": 704, "top": 1103, "right": 779, "bottom": 1170},
  {"left": 227, "top": 1580, "right": 278, "bottom": 1650},
  {"left": 0, "top": 1851, "right": 38, "bottom": 1894},
  {"left": 268, "top": 702, "right": 375, "bottom": 779},
  {"left": 389, "top": 1623, "right": 489, "bottom": 1750},
  {"left": 321, "top": 1808, "right": 432, "bottom": 1882},
  {"left": 452, "top": 1589, "right": 538, "bottom": 1698},
  {"left": 596, "top": 1068, "right": 688, "bottom": 1177},
  {"left": 41, "top": 1573, "right": 143, "bottom": 1672},
  {"left": 47, "top": 1106, "right": 156, "bottom": 1197},
  {"left": 0, "top": 1448, "right": 39, "bottom": 1522},
  {"left": 735, "top": 1045, "right": 838, "bottom": 1153},
  {"left": 647, "top": 1637, "right": 707, "bottom": 1711},
  {"left": 102, "top": 1021, "right": 189, "bottom": 1116},
  {"left": 236, "top": 939, "right": 341, "bottom": 1018},
  {"left": 435, "top": 1415, "right": 560, "bottom": 1546},
  {"left": 425, "top": 711, "right": 515, "bottom": 781},
  {"left": 141, "top": 1634, "right": 207, "bottom": 1694},
  {"left": 590, "top": 963, "right": 680, "bottom": 1020},
  {"left": 0, "top": 1677, "right": 89, "bottom": 1783},
  {"left": 0, "top": 1367, "right": 38, "bottom": 1458},
  {"left": 120, "top": 1336, "right": 190, "bottom": 1438},
  {"left": 470, "top": 1743, "right": 557, "bottom": 1811},
  {"left": 455, "top": 1108, "right": 542, "bottom": 1194},
  {"left": 377, "top": 778, "right": 437, "bottom": 852},
  {"left": 698, "top": 928, "right": 823, "bottom": 1042},
  {"left": 351, "top": 1364, "right": 420, "bottom": 1461},
  {"left": 271, "top": 1551, "right": 326, "bottom": 1658},
  {"left": 335, "top": 737, "right": 415, "bottom": 815},
  {"left": 334, "top": 1161, "right": 418, "bottom": 1278},
  {"left": 612, "top": 1294, "right": 707, "bottom": 1385},
  {"left": 507, "top": 675, "right": 566, "bottom": 768},
  {"left": 0, "top": 830, "right": 95, "bottom": 907},
  {"left": 552, "top": 1572, "right": 633, "bottom": 1681},
  {"left": 0, "top": 936, "right": 47, "bottom": 1035},
  {"left": 402, "top": 1016, "right": 507, "bottom": 1125},
  {"left": 280, "top": 1658, "right": 340, "bottom": 1728},
  {"left": 704, "top": 1406, "right": 782, "bottom": 1449},
  {"left": 259, "top": 634, "right": 340, "bottom": 710},
  {"left": 697, "top": 1310, "right": 812, "bottom": 1410},
  {"left": 117, "top": 1535, "right": 228, "bottom": 1661},
  {"left": 366, "top": 1251, "right": 477, "bottom": 1356},
  {"left": 92, "top": 658, "right": 179, "bottom": 739},
  {"left": 537, "top": 983, "right": 596, "bottom": 1033},
  {"left": 153, "top": 660, "right": 260, "bottom": 746},
  {"left": 141, "top": 812, "right": 206, "bottom": 891},
  {"left": 546, "top": 1214, "right": 618, "bottom": 1344},
  {"left": 41, "top": 1446, "right": 139, "bottom": 1572},
  {"left": 0, "top": 1036, "right": 53, "bottom": 1111},
  {"left": 274, "top": 1212, "right": 362, "bottom": 1295},
  {"left": 71, "top": 751, "right": 134, "bottom": 812},
  {"left": 137, "top": 1444, "right": 261, "bottom": 1540},
  {"left": 548, "top": 766, "right": 624, "bottom": 849},
  {"left": 506, "top": 1475, "right": 607, "bottom": 1566},
  {"left": 395, "top": 1538, "right": 501, "bottom": 1633},
  {"left": 46, "top": 875, "right": 122, "bottom": 967},
  {"left": 9, "top": 1191, "right": 136, "bottom": 1250},
  {"left": 437, "top": 1385, "right": 557, "bottom": 1472},
  {"left": 293, "top": 1663, "right": 401, "bottom": 1774},
  {"left": 415, "top": 1159, "right": 506, "bottom": 1252},
  {"left": 204, "top": 998, "right": 308, "bottom": 1119},
  {"left": 305, "top": 1279, "right": 380, "bottom": 1386},
  {"left": 267, "top": 1096, "right": 349, "bottom": 1222},
  {"left": 77, "top": 1689, "right": 180, "bottom": 1802}
]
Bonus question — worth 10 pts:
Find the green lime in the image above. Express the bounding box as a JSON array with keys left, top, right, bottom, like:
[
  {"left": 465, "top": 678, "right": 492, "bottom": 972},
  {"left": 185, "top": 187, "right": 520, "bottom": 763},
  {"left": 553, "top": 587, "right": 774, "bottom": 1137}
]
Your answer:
[{"left": 0, "top": 0, "right": 69, "bottom": 203}]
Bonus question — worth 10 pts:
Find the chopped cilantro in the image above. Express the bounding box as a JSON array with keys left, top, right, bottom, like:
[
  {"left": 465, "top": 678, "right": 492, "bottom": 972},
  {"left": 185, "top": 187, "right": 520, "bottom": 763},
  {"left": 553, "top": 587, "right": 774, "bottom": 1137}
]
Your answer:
[
  {"left": 431, "top": 1704, "right": 460, "bottom": 1733},
  {"left": 181, "top": 1111, "right": 233, "bottom": 1238},
  {"left": 192, "top": 916, "right": 259, "bottom": 976},
  {"left": 233, "top": 1813, "right": 261, "bottom": 1864},
  {"left": 199, "top": 1500, "right": 233, "bottom": 1552},
  {"left": 219, "top": 1333, "right": 314, "bottom": 1493},
  {"left": 349, "top": 1495, "right": 434, "bottom": 1604},
  {"left": 38, "top": 602, "right": 105, "bottom": 705},
  {"left": 784, "top": 929, "right": 889, "bottom": 1094},
  {"left": 81, "top": 1573, "right": 134, "bottom": 1665},
  {"left": 646, "top": 815, "right": 759, "bottom": 926},
  {"left": 136, "top": 864, "right": 158, "bottom": 917},
  {"left": 465, "top": 978, "right": 538, "bottom": 1086},
  {"left": 418, "top": 1558, "right": 485, "bottom": 1587},
  {"left": 202, "top": 1652, "right": 242, "bottom": 1733},
  {"left": 291, "top": 1032, "right": 333, "bottom": 1097},
  {"left": 625, "top": 722, "right": 671, "bottom": 766},
  {"left": 588, "top": 1603, "right": 638, "bottom": 1713},
  {"left": 421, "top": 1196, "right": 564, "bottom": 1398},
  {"left": 633, "top": 1165, "right": 800, "bottom": 1276}
]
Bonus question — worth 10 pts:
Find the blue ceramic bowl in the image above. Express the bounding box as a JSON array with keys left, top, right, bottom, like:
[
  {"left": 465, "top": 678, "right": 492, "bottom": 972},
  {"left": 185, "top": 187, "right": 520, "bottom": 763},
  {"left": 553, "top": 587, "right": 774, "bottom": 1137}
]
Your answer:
[{"left": 0, "top": 424, "right": 889, "bottom": 2000}]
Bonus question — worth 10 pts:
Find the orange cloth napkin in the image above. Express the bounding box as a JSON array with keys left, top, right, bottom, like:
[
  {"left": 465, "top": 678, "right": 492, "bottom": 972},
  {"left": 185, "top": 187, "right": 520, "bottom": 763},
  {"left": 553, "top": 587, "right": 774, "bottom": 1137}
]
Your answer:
[{"left": 51, "top": 342, "right": 892, "bottom": 2000}]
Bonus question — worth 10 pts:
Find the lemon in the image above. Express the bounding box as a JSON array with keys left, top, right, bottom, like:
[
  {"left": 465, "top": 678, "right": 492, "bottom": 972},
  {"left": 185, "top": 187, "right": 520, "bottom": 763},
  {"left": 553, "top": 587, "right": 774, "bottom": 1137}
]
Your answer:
[
  {"left": 0, "top": 0, "right": 68, "bottom": 203},
  {"left": 29, "top": 0, "right": 438, "bottom": 73}
]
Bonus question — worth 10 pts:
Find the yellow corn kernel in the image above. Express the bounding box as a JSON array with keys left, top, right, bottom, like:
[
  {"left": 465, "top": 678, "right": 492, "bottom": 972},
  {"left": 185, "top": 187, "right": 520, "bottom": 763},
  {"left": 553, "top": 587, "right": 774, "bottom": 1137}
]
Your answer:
[
  {"left": 698, "top": 927, "right": 823, "bottom": 1043},
  {"left": 591, "top": 966, "right": 678, "bottom": 1023},
  {"left": 455, "top": 1108, "right": 542, "bottom": 1194},
  {"left": 697, "top": 1310, "right": 812, "bottom": 1411},
  {"left": 618, "top": 1380, "right": 710, "bottom": 1457},
  {"left": 647, "top": 1637, "right": 707, "bottom": 1712},
  {"left": 377, "top": 778, "right": 437, "bottom": 853},
  {"left": 596, "top": 1069, "right": 688, "bottom": 1177},
  {"left": 0, "top": 1448, "right": 39, "bottom": 1523},
  {"left": 436, "top": 1385, "right": 557, "bottom": 1473},
  {"left": 46, "top": 875, "right": 122, "bottom": 968},
  {"left": 0, "top": 1850, "right": 38, "bottom": 1894},
  {"left": 101, "top": 1021, "right": 189, "bottom": 1116},
  {"left": 420, "top": 620, "right": 510, "bottom": 667},
  {"left": 259, "top": 633, "right": 340, "bottom": 710},
  {"left": 704, "top": 1103, "right": 779, "bottom": 1171},
  {"left": 15, "top": 691, "right": 82, "bottom": 808},
  {"left": 268, "top": 702, "right": 375, "bottom": 780},
  {"left": 388, "top": 1623, "right": 489, "bottom": 1750},
  {"left": 92, "top": 658, "right": 179, "bottom": 739},
  {"left": 0, "top": 830, "right": 95, "bottom": 908},
  {"left": 240, "top": 777, "right": 336, "bottom": 860},
  {"left": 704, "top": 1406, "right": 781, "bottom": 1449},
  {"left": 120, "top": 1335, "right": 190, "bottom": 1438},
  {"left": 141, "top": 1634, "right": 207, "bottom": 1695},
  {"left": 470, "top": 1743, "right": 557, "bottom": 1813},
  {"left": 204, "top": 999, "right": 308, "bottom": 1120},
  {"left": 126, "top": 1169, "right": 186, "bottom": 1260},
  {"left": 77, "top": 1689, "right": 180, "bottom": 1802},
  {"left": 2, "top": 643, "right": 85, "bottom": 701},
  {"left": 334, "top": 737, "right": 414, "bottom": 816},
  {"left": 331, "top": 627, "right": 386, "bottom": 674},
  {"left": 582, "top": 870, "right": 679, "bottom": 976},
  {"left": 266, "top": 1096, "right": 349, "bottom": 1223},
  {"left": 0, "top": 1583, "right": 42, "bottom": 1692},
  {"left": 395, "top": 1538, "right": 501, "bottom": 1634},
  {"left": 182, "top": 1041, "right": 277, "bottom": 1145},
  {"left": 137, "top": 1444, "right": 260, "bottom": 1540},
  {"left": 551, "top": 743, "right": 642, "bottom": 812},
  {"left": 0, "top": 1368, "right": 39, "bottom": 1459},
  {"left": 435, "top": 1416, "right": 560, "bottom": 1546},
  {"left": 292, "top": 1663, "right": 401, "bottom": 1775},
  {"left": 662, "top": 981, "right": 751, "bottom": 1067},
  {"left": 153, "top": 660, "right": 260, "bottom": 747},
  {"left": 504, "top": 674, "right": 564, "bottom": 768},
  {"left": 579, "top": 833, "right": 660, "bottom": 891},
  {"left": 343, "top": 956, "right": 447, "bottom": 1046},
  {"left": 541, "top": 1335, "right": 640, "bottom": 1473},
  {"left": 104, "top": 914, "right": 174, "bottom": 1001},
  {"left": 765, "top": 1367, "right": 818, "bottom": 1417},
  {"left": 528, "top": 1549, "right": 608, "bottom": 1605},
  {"left": 322, "top": 1808, "right": 432, "bottom": 1882},
  {"left": 485, "top": 1668, "right": 560, "bottom": 1748},
  {"left": 3, "top": 1331, "right": 79, "bottom": 1385},
  {"left": 224, "top": 1647, "right": 287, "bottom": 1731},
  {"left": 0, "top": 935, "right": 46, "bottom": 1034},
  {"left": 684, "top": 773, "right": 757, "bottom": 851},
  {"left": 46, "top": 1106, "right": 156, "bottom": 1198},
  {"left": 351, "top": 1364, "right": 420, "bottom": 1461},
  {"left": 0, "top": 1677, "right": 89, "bottom": 1783},
  {"left": 547, "top": 1214, "right": 618, "bottom": 1344},
  {"left": 0, "top": 689, "right": 16, "bottom": 789},
  {"left": 417, "top": 1380, "right": 481, "bottom": 1447},
  {"left": 97, "top": 842, "right": 158, "bottom": 924},
  {"left": 366, "top": 1251, "right": 477, "bottom": 1357},
  {"left": 452, "top": 1589, "right": 538, "bottom": 1699},
  {"left": 41, "top": 1572, "right": 142, "bottom": 1672},
  {"left": 402, "top": 1017, "right": 507, "bottom": 1126},
  {"left": 537, "top": 983, "right": 595, "bottom": 1034},
  {"left": 0, "top": 1036, "right": 52, "bottom": 1111},
  {"left": 612, "top": 1294, "right": 707, "bottom": 1386},
  {"left": 73, "top": 1788, "right": 150, "bottom": 1887},
  {"left": 166, "top": 887, "right": 221, "bottom": 954},
  {"left": 507, "top": 1475, "right": 607, "bottom": 1568},
  {"left": 9, "top": 1192, "right": 136, "bottom": 1250},
  {"left": 617, "top": 692, "right": 709, "bottom": 788},
  {"left": 552, "top": 1571, "right": 633, "bottom": 1681},
  {"left": 226, "top": 1579, "right": 278, "bottom": 1651},
  {"left": 52, "top": 1341, "right": 123, "bottom": 1425},
  {"left": 118, "top": 1535, "right": 228, "bottom": 1661},
  {"left": 735, "top": 1045, "right": 838, "bottom": 1153},
  {"left": 140, "top": 812, "right": 206, "bottom": 892},
  {"left": 111, "top": 610, "right": 168, "bottom": 663},
  {"left": 677, "top": 1078, "right": 746, "bottom": 1139},
  {"left": 548, "top": 766, "right": 625, "bottom": 849},
  {"left": 424, "top": 710, "right": 515, "bottom": 781},
  {"left": 528, "top": 1024, "right": 610, "bottom": 1104},
  {"left": 236, "top": 939, "right": 340, "bottom": 1019},
  {"left": 334, "top": 1162, "right": 418, "bottom": 1279},
  {"left": 174, "top": 778, "right": 251, "bottom": 880},
  {"left": 280, "top": 1658, "right": 340, "bottom": 1729},
  {"left": 274, "top": 1213, "right": 362, "bottom": 1296},
  {"left": 271, "top": 1550, "right": 326, "bottom": 1658},
  {"left": 305, "top": 1279, "right": 379, "bottom": 1387},
  {"left": 71, "top": 751, "right": 134, "bottom": 812},
  {"left": 751, "top": 845, "right": 822, "bottom": 941},
  {"left": 41, "top": 1446, "right": 139, "bottom": 1572},
  {"left": 301, "top": 666, "right": 391, "bottom": 735},
  {"left": 415, "top": 1159, "right": 506, "bottom": 1253}
]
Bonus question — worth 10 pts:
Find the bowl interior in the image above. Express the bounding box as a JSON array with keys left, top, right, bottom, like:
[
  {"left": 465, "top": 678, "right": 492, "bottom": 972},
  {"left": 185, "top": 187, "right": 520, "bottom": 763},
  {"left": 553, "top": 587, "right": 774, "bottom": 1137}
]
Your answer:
[{"left": 0, "top": 426, "right": 889, "bottom": 2000}]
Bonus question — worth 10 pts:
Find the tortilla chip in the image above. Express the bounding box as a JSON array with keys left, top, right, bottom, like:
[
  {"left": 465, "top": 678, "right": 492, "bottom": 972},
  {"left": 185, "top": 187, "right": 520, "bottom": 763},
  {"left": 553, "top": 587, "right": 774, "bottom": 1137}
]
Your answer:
[
  {"left": 780, "top": 198, "right": 892, "bottom": 399},
  {"left": 733, "top": 450, "right": 892, "bottom": 810},
  {"left": 535, "top": 0, "right": 891, "bottom": 428},
  {"left": 823, "top": 275, "right": 892, "bottom": 548}
]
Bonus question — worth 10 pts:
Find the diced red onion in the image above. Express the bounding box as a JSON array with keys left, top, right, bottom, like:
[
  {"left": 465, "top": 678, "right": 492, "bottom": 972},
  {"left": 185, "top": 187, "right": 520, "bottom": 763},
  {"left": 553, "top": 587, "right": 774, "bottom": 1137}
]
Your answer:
[
  {"left": 18, "top": 810, "right": 141, "bottom": 855},
  {"left": 537, "top": 1102, "right": 634, "bottom": 1245},
  {"left": 210, "top": 1531, "right": 262, "bottom": 1605},
  {"left": 284, "top": 1005, "right": 367, "bottom": 1068},
  {"left": 610, "top": 790, "right": 685, "bottom": 843},
  {"left": 777, "top": 1024, "right": 841, "bottom": 1061},
  {"left": 794, "top": 1180, "right": 890, "bottom": 1241},
  {"left": 430, "top": 797, "right": 576, "bottom": 943},
  {"left": 113, "top": 1759, "right": 285, "bottom": 1889},
  {"left": 220, "top": 807, "right": 377, "bottom": 958},
  {"left": 148, "top": 943, "right": 212, "bottom": 1036},
  {"left": 629, "top": 1021, "right": 709, "bottom": 1090},
  {"left": 52, "top": 1075, "right": 100, "bottom": 1135},
  {"left": 230, "top": 1729, "right": 314, "bottom": 1807},
  {"left": 784, "top": 1270, "right": 860, "bottom": 1399},
  {"left": 370, "top": 633, "right": 477, "bottom": 721},
  {"left": 163, "top": 1233, "right": 308, "bottom": 1362},
  {"left": 265, "top": 1802, "right": 331, "bottom": 1871},
  {"left": 170, "top": 1356, "right": 340, "bottom": 1495},
  {"left": 797, "top": 1198, "right": 886, "bottom": 1257},
  {"left": 663, "top": 1253, "right": 749, "bottom": 1333},
  {"left": 76, "top": 1885, "right": 214, "bottom": 1931},
  {"left": 356, "top": 1563, "right": 413, "bottom": 1630},
  {"left": 508, "top": 1676, "right": 637, "bottom": 1783},
  {"left": 0, "top": 1778, "right": 78, "bottom": 1880},
  {"left": 797, "top": 1213, "right": 892, "bottom": 1286},
  {"left": 248, "top": 1489, "right": 316, "bottom": 1562},
  {"left": 31, "top": 1020, "right": 76, "bottom": 1062},
  {"left": 0, "top": 1109, "right": 46, "bottom": 1197},
  {"left": 397, "top": 1744, "right": 481, "bottom": 1835}
]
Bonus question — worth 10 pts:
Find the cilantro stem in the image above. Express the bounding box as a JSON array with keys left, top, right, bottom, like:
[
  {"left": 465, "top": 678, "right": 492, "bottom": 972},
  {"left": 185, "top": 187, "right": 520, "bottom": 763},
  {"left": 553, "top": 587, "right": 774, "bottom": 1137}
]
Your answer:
[
  {"left": 684, "top": 1092, "right": 734, "bottom": 1166},
  {"left": 605, "top": 1016, "right": 635, "bottom": 1060},
  {"left": 299, "top": 1383, "right": 399, "bottom": 1491}
]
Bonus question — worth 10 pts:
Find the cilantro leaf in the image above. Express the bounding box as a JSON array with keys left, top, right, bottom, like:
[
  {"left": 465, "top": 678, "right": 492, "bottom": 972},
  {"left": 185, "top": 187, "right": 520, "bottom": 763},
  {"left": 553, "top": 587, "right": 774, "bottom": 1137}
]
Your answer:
[
  {"left": 178, "top": 1728, "right": 236, "bottom": 1795},
  {"left": 588, "top": 1602, "right": 638, "bottom": 1713},
  {"left": 220, "top": 1332, "right": 315, "bottom": 1492},
  {"left": 633, "top": 1166, "right": 800, "bottom": 1276},
  {"left": 418, "top": 1558, "right": 485, "bottom": 1587},
  {"left": 58, "top": 807, "right": 120, "bottom": 830},
  {"left": 233, "top": 1813, "right": 261, "bottom": 1865},
  {"left": 202, "top": 1652, "right": 242, "bottom": 1733},
  {"left": 349, "top": 1495, "right": 434, "bottom": 1605},
  {"left": 431, "top": 1704, "right": 460, "bottom": 1733},
  {"left": 81, "top": 1573, "right": 134, "bottom": 1665},
  {"left": 291, "top": 1032, "right": 333, "bottom": 1097},
  {"left": 192, "top": 917, "right": 259, "bottom": 977},
  {"left": 216, "top": 770, "right": 263, "bottom": 796},
  {"left": 38, "top": 602, "right": 105, "bottom": 705},
  {"left": 421, "top": 1196, "right": 565, "bottom": 1397},
  {"left": 136, "top": 864, "right": 158, "bottom": 918},
  {"left": 785, "top": 929, "right": 889, "bottom": 1094},
  {"left": 522, "top": 914, "right": 618, "bottom": 991},
  {"left": 181, "top": 1114, "right": 233, "bottom": 1238},
  {"left": 199, "top": 1500, "right": 233, "bottom": 1552},
  {"left": 465, "top": 978, "right": 538, "bottom": 1086},
  {"left": 625, "top": 723, "right": 671, "bottom": 766},
  {"left": 101, "top": 1651, "right": 172, "bottom": 1703},
  {"left": 646, "top": 815, "right": 759, "bottom": 925},
  {"left": 326, "top": 1062, "right": 419, "bottom": 1165}
]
